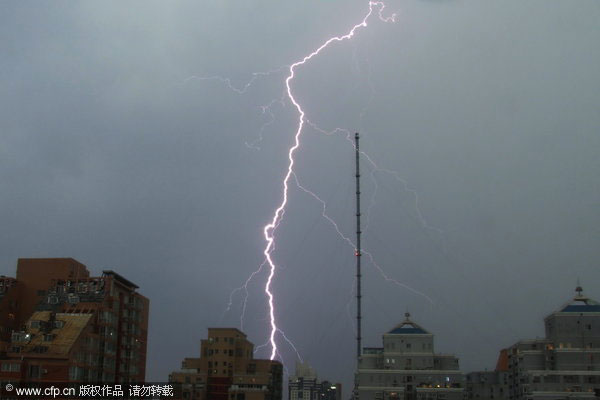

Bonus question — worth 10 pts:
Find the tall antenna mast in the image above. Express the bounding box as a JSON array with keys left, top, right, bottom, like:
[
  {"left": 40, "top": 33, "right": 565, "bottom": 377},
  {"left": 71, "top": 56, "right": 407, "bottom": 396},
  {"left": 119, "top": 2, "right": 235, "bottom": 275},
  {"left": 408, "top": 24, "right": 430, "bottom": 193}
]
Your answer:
[
  {"left": 353, "top": 132, "right": 363, "bottom": 400},
  {"left": 355, "top": 132, "right": 362, "bottom": 359}
]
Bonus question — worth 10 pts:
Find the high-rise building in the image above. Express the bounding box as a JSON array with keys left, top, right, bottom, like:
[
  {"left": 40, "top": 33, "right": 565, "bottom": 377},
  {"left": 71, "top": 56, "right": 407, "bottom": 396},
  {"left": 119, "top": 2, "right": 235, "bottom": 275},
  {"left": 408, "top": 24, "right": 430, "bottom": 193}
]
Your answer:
[
  {"left": 356, "top": 313, "right": 465, "bottom": 400},
  {"left": 288, "top": 361, "right": 342, "bottom": 400},
  {"left": 289, "top": 362, "right": 319, "bottom": 400},
  {"left": 467, "top": 286, "right": 600, "bottom": 400},
  {"left": 0, "top": 258, "right": 149, "bottom": 383},
  {"left": 169, "top": 327, "right": 283, "bottom": 400},
  {"left": 320, "top": 380, "right": 342, "bottom": 400},
  {"left": 0, "top": 276, "right": 21, "bottom": 352}
]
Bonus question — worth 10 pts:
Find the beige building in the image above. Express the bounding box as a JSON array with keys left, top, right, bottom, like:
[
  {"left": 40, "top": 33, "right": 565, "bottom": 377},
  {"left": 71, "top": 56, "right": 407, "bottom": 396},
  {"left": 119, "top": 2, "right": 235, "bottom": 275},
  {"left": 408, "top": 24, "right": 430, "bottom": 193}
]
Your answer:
[
  {"left": 169, "top": 328, "right": 282, "bottom": 400},
  {"left": 288, "top": 361, "right": 342, "bottom": 400},
  {"left": 357, "top": 313, "right": 465, "bottom": 400},
  {"left": 467, "top": 286, "right": 600, "bottom": 400}
]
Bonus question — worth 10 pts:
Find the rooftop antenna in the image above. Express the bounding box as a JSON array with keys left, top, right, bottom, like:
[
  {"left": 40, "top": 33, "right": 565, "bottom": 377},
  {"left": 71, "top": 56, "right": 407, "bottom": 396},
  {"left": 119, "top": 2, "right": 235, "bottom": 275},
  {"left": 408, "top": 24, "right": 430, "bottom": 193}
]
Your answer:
[{"left": 576, "top": 278, "right": 583, "bottom": 297}]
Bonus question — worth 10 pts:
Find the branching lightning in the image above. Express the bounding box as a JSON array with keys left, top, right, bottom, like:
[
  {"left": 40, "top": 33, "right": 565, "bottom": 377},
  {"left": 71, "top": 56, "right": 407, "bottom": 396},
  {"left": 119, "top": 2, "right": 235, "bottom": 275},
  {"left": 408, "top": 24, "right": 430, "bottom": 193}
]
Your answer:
[
  {"left": 184, "top": 67, "right": 285, "bottom": 95},
  {"left": 200, "top": 1, "right": 441, "bottom": 367},
  {"left": 305, "top": 121, "right": 445, "bottom": 242},
  {"left": 292, "top": 173, "right": 434, "bottom": 304},
  {"left": 245, "top": 98, "right": 285, "bottom": 151},
  {"left": 260, "top": 1, "right": 396, "bottom": 361},
  {"left": 221, "top": 259, "right": 267, "bottom": 330}
]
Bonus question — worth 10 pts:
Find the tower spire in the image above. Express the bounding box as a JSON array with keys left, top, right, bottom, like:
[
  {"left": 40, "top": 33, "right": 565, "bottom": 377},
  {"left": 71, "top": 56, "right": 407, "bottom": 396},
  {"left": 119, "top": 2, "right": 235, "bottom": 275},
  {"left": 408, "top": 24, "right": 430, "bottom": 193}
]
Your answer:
[
  {"left": 576, "top": 278, "right": 583, "bottom": 297},
  {"left": 355, "top": 132, "right": 362, "bottom": 360},
  {"left": 353, "top": 132, "right": 362, "bottom": 400}
]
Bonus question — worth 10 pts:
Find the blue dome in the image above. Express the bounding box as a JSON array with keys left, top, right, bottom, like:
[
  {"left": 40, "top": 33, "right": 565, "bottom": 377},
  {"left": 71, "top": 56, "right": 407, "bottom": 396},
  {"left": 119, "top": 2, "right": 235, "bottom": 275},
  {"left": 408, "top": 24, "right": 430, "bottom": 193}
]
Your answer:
[
  {"left": 557, "top": 287, "right": 600, "bottom": 313},
  {"left": 387, "top": 312, "right": 430, "bottom": 335}
]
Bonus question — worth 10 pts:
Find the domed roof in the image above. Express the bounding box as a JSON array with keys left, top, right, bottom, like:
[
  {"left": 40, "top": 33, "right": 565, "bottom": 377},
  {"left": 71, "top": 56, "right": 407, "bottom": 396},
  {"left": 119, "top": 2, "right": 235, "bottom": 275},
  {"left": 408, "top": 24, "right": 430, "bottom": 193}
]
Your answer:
[
  {"left": 558, "top": 286, "right": 600, "bottom": 313},
  {"left": 387, "top": 312, "right": 430, "bottom": 335}
]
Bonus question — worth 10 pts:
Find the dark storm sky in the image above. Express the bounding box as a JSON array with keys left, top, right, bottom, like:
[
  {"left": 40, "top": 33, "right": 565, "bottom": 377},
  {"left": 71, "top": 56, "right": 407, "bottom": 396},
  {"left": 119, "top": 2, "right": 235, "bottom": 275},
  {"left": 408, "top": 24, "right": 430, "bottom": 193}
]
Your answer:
[{"left": 1, "top": 0, "right": 599, "bottom": 391}]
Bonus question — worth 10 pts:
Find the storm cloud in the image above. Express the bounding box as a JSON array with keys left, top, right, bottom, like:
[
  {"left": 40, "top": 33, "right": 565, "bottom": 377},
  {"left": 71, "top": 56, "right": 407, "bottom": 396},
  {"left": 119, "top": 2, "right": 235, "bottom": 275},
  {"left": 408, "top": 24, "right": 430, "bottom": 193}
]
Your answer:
[{"left": 1, "top": 0, "right": 599, "bottom": 391}]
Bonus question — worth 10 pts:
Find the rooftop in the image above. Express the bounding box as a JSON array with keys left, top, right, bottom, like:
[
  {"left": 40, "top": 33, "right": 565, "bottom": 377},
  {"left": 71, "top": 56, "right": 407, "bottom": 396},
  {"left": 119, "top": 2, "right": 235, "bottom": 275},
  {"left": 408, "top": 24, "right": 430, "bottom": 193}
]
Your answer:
[
  {"left": 556, "top": 286, "right": 600, "bottom": 313},
  {"left": 11, "top": 311, "right": 92, "bottom": 357},
  {"left": 387, "top": 312, "right": 430, "bottom": 335},
  {"left": 102, "top": 270, "right": 138, "bottom": 289}
]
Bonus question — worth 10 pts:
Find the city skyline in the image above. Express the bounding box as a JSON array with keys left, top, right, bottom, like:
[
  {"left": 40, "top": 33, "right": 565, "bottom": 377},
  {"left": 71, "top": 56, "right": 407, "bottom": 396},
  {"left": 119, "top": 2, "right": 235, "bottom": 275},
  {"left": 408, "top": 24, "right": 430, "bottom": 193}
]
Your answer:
[
  {"left": 2, "top": 258, "right": 597, "bottom": 386},
  {"left": 1, "top": 0, "right": 599, "bottom": 394}
]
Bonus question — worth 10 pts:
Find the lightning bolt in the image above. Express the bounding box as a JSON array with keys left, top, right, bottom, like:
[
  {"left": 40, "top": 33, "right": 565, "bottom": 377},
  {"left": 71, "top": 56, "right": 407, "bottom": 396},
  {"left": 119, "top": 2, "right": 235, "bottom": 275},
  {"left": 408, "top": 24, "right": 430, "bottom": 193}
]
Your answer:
[
  {"left": 199, "top": 1, "right": 403, "bottom": 365},
  {"left": 261, "top": 1, "right": 396, "bottom": 361}
]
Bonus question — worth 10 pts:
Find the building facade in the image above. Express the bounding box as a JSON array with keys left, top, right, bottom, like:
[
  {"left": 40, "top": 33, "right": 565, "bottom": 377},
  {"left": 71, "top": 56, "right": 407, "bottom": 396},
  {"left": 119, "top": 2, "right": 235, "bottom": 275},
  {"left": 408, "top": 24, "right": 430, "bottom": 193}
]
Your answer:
[
  {"left": 288, "top": 361, "right": 342, "bottom": 400},
  {"left": 357, "top": 313, "right": 465, "bottom": 400},
  {"left": 0, "top": 311, "right": 95, "bottom": 382},
  {"left": 467, "top": 286, "right": 600, "bottom": 400},
  {"left": 169, "top": 328, "right": 283, "bottom": 400},
  {"left": 0, "top": 258, "right": 149, "bottom": 383}
]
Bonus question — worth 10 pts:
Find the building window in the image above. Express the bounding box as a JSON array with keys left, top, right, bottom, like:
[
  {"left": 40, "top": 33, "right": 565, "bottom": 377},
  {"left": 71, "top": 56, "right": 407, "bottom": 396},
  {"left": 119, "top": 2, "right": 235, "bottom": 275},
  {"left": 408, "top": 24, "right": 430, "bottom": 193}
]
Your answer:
[
  {"left": 12, "top": 332, "right": 30, "bottom": 342},
  {"left": 33, "top": 346, "right": 48, "bottom": 354},
  {"left": 28, "top": 365, "right": 41, "bottom": 378},
  {"left": 247, "top": 364, "right": 256, "bottom": 374},
  {"left": 1, "top": 363, "right": 20, "bottom": 372}
]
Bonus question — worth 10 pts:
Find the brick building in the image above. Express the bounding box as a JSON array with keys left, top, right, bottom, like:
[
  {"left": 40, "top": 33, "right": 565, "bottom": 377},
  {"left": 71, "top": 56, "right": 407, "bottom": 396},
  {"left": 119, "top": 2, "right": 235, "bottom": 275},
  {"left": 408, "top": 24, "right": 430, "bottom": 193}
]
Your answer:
[
  {"left": 0, "top": 276, "right": 22, "bottom": 352},
  {"left": 0, "top": 258, "right": 149, "bottom": 383},
  {"left": 169, "top": 328, "right": 283, "bottom": 400},
  {"left": 1, "top": 311, "right": 95, "bottom": 382}
]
